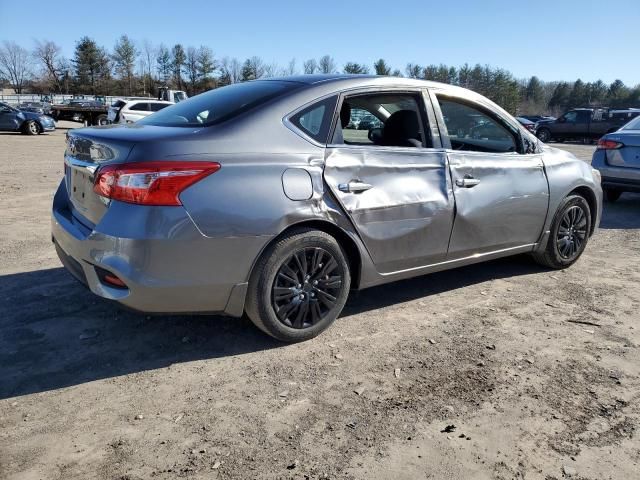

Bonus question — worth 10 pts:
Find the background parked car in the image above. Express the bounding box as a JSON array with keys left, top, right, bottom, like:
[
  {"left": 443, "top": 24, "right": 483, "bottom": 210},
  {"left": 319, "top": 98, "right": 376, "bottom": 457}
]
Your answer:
[
  {"left": 18, "top": 101, "right": 52, "bottom": 116},
  {"left": 516, "top": 116, "right": 537, "bottom": 133},
  {"left": 591, "top": 114, "right": 640, "bottom": 202},
  {"left": 107, "top": 99, "right": 173, "bottom": 124},
  {"left": 0, "top": 102, "right": 55, "bottom": 135}
]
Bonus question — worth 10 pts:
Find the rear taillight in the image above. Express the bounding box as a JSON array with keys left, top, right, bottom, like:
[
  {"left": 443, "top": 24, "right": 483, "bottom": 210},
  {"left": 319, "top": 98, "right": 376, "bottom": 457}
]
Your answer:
[
  {"left": 597, "top": 139, "right": 624, "bottom": 150},
  {"left": 93, "top": 161, "right": 220, "bottom": 206}
]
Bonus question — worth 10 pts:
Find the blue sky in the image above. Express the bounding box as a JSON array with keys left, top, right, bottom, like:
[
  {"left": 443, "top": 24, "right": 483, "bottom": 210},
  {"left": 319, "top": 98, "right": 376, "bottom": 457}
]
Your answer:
[{"left": 1, "top": 0, "right": 638, "bottom": 84}]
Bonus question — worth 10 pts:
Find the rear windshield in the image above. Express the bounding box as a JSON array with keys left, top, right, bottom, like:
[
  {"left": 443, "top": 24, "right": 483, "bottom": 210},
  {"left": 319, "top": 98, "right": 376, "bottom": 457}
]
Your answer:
[
  {"left": 621, "top": 115, "right": 640, "bottom": 131},
  {"left": 139, "top": 80, "right": 303, "bottom": 127}
]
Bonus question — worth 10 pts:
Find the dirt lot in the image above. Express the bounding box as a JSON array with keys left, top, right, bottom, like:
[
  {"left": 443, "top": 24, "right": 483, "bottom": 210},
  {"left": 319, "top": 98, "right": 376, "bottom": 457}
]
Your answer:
[{"left": 1, "top": 124, "right": 638, "bottom": 480}]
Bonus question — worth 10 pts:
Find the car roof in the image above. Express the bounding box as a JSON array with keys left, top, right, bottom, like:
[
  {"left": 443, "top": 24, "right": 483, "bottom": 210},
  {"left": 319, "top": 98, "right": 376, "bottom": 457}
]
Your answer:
[{"left": 265, "top": 73, "right": 458, "bottom": 90}]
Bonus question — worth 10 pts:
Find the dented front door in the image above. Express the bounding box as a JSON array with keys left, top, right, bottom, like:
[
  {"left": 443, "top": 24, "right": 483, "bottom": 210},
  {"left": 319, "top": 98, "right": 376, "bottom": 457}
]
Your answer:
[
  {"left": 323, "top": 146, "right": 454, "bottom": 274},
  {"left": 446, "top": 151, "right": 549, "bottom": 259}
]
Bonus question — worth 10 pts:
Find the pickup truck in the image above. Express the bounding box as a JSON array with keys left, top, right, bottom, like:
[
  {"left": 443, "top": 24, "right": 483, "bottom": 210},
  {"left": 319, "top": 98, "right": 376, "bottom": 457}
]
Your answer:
[{"left": 536, "top": 108, "right": 640, "bottom": 143}]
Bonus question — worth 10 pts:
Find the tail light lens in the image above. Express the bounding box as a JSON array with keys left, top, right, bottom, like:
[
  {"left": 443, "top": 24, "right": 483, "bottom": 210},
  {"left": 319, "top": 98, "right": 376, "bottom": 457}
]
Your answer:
[
  {"left": 93, "top": 161, "right": 220, "bottom": 206},
  {"left": 597, "top": 139, "right": 624, "bottom": 150}
]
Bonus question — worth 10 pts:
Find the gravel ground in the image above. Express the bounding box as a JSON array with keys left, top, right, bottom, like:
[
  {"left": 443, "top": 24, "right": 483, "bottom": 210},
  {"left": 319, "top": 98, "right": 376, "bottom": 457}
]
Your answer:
[{"left": 0, "top": 125, "right": 638, "bottom": 479}]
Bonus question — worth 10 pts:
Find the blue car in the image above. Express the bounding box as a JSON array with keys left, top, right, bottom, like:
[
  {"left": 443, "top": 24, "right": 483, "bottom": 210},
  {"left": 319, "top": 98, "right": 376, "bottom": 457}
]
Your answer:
[
  {"left": 0, "top": 101, "right": 56, "bottom": 135},
  {"left": 592, "top": 115, "right": 640, "bottom": 202}
]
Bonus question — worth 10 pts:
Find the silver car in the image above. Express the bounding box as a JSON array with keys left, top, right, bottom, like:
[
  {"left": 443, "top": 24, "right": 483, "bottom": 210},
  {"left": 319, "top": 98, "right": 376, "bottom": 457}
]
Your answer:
[{"left": 51, "top": 75, "right": 602, "bottom": 342}]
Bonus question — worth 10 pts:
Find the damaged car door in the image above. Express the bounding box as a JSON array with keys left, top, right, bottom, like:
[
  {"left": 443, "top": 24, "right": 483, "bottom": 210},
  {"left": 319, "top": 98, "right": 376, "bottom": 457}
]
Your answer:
[
  {"left": 323, "top": 90, "right": 455, "bottom": 273},
  {"left": 432, "top": 92, "right": 549, "bottom": 259}
]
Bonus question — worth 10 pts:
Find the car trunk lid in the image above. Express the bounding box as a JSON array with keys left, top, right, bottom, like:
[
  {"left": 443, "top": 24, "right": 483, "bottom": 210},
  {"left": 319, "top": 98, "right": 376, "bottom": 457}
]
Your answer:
[
  {"left": 64, "top": 124, "right": 197, "bottom": 227},
  {"left": 605, "top": 131, "right": 640, "bottom": 169}
]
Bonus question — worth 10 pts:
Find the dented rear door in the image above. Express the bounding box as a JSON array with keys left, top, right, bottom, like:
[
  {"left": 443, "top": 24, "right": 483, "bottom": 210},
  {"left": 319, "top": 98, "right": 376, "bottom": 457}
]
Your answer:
[{"left": 323, "top": 145, "right": 454, "bottom": 274}]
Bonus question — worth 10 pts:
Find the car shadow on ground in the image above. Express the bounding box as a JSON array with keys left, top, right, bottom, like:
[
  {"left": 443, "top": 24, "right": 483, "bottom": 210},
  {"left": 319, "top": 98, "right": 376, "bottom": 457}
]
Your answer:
[
  {"left": 0, "top": 255, "right": 545, "bottom": 400},
  {"left": 600, "top": 192, "right": 640, "bottom": 229}
]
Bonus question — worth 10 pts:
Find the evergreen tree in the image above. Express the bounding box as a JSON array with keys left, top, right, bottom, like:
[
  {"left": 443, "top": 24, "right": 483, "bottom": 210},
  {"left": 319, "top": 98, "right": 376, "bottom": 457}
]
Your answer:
[
  {"left": 373, "top": 58, "right": 391, "bottom": 76},
  {"left": 343, "top": 62, "right": 369, "bottom": 74},
  {"left": 171, "top": 44, "right": 186, "bottom": 89},
  {"left": 196, "top": 46, "right": 216, "bottom": 90},
  {"left": 156, "top": 44, "right": 171, "bottom": 84},
  {"left": 72, "top": 36, "right": 109, "bottom": 94},
  {"left": 525, "top": 76, "right": 544, "bottom": 104},
  {"left": 241, "top": 56, "right": 264, "bottom": 81},
  {"left": 112, "top": 35, "right": 137, "bottom": 95}
]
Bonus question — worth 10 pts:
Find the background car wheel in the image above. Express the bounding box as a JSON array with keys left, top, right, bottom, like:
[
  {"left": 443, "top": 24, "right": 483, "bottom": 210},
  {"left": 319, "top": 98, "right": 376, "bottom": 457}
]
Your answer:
[
  {"left": 245, "top": 228, "right": 351, "bottom": 342},
  {"left": 532, "top": 194, "right": 591, "bottom": 269},
  {"left": 537, "top": 128, "right": 551, "bottom": 142},
  {"left": 604, "top": 188, "right": 622, "bottom": 203},
  {"left": 22, "top": 120, "right": 40, "bottom": 135},
  {"left": 95, "top": 114, "right": 108, "bottom": 126}
]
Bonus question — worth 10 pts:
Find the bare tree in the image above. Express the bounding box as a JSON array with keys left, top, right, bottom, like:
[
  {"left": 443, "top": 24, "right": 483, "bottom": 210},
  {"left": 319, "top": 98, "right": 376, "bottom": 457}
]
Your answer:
[
  {"left": 263, "top": 61, "right": 282, "bottom": 78},
  {"left": 303, "top": 59, "right": 317, "bottom": 74},
  {"left": 286, "top": 58, "right": 297, "bottom": 76},
  {"left": 0, "top": 41, "right": 33, "bottom": 93},
  {"left": 219, "top": 57, "right": 242, "bottom": 85},
  {"left": 318, "top": 55, "right": 336, "bottom": 74},
  {"left": 185, "top": 46, "right": 199, "bottom": 94},
  {"left": 33, "top": 40, "right": 66, "bottom": 92}
]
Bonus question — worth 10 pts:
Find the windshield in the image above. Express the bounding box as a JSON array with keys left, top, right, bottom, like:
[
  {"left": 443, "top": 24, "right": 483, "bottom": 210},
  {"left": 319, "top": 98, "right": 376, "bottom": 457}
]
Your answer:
[
  {"left": 621, "top": 115, "right": 640, "bottom": 131},
  {"left": 140, "top": 81, "right": 302, "bottom": 127}
]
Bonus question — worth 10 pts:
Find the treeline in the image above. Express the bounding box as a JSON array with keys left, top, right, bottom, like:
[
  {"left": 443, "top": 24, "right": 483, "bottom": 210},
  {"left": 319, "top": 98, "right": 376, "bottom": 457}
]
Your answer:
[{"left": 1, "top": 37, "right": 639, "bottom": 115}]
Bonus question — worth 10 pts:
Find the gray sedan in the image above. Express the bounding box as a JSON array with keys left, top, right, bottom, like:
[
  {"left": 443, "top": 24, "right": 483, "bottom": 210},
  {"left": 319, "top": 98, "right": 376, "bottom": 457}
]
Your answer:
[{"left": 51, "top": 75, "right": 602, "bottom": 342}]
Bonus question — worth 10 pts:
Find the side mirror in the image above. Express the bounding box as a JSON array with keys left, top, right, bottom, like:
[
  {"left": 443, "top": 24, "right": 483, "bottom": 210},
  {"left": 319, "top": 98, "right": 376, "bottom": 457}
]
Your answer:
[
  {"left": 557, "top": 117, "right": 565, "bottom": 123},
  {"left": 368, "top": 127, "right": 383, "bottom": 144}
]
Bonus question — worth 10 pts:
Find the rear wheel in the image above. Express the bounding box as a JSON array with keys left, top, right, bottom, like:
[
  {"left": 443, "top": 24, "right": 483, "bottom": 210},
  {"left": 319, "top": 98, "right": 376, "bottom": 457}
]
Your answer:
[
  {"left": 22, "top": 120, "right": 40, "bottom": 135},
  {"left": 245, "top": 229, "right": 351, "bottom": 342},
  {"left": 94, "top": 114, "right": 108, "bottom": 126},
  {"left": 532, "top": 194, "right": 591, "bottom": 269},
  {"left": 537, "top": 127, "right": 551, "bottom": 143},
  {"left": 604, "top": 188, "right": 622, "bottom": 203}
]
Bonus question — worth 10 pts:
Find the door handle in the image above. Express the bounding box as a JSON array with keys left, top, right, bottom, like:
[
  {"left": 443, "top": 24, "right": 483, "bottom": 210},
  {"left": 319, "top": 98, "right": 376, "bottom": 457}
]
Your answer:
[
  {"left": 455, "top": 177, "right": 481, "bottom": 188},
  {"left": 338, "top": 181, "right": 373, "bottom": 193}
]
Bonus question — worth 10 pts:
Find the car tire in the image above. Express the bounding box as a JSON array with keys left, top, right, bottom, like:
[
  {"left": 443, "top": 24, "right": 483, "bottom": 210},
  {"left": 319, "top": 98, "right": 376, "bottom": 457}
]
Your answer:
[
  {"left": 536, "top": 128, "right": 552, "bottom": 143},
  {"left": 532, "top": 194, "right": 591, "bottom": 269},
  {"left": 245, "top": 228, "right": 351, "bottom": 342},
  {"left": 95, "top": 114, "right": 108, "bottom": 126},
  {"left": 22, "top": 120, "right": 40, "bottom": 135},
  {"left": 604, "top": 188, "right": 622, "bottom": 203}
]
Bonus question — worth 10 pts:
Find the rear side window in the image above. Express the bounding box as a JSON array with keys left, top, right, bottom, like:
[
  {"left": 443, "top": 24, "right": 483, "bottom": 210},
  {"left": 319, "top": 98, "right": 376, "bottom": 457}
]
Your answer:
[
  {"left": 139, "top": 80, "right": 303, "bottom": 127},
  {"left": 436, "top": 97, "right": 517, "bottom": 153},
  {"left": 289, "top": 96, "right": 337, "bottom": 143},
  {"left": 130, "top": 103, "right": 149, "bottom": 111},
  {"left": 150, "top": 103, "right": 170, "bottom": 112}
]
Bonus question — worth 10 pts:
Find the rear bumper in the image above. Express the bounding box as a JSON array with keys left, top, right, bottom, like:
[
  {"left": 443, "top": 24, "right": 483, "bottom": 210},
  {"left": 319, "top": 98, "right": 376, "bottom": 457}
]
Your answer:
[
  {"left": 592, "top": 150, "right": 640, "bottom": 191},
  {"left": 51, "top": 180, "right": 271, "bottom": 316}
]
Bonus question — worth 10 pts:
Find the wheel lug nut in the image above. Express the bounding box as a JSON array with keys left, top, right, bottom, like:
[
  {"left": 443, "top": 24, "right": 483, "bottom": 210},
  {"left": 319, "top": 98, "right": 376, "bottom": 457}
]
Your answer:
[
  {"left": 311, "top": 293, "right": 315, "bottom": 298},
  {"left": 313, "top": 280, "right": 318, "bottom": 285}
]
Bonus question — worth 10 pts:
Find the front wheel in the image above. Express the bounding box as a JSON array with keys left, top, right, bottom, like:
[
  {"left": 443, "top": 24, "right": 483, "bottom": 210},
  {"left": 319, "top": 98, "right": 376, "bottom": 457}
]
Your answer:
[
  {"left": 537, "top": 128, "right": 551, "bottom": 143},
  {"left": 22, "top": 120, "right": 40, "bottom": 135},
  {"left": 245, "top": 229, "right": 351, "bottom": 342},
  {"left": 532, "top": 194, "right": 591, "bottom": 269}
]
